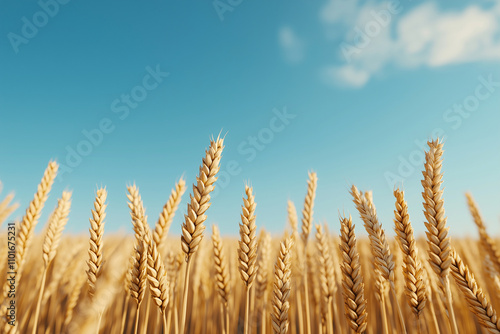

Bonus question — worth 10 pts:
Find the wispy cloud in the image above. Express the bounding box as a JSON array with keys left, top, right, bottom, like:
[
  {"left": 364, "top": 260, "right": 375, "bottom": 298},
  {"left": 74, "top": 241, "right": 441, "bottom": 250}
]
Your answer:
[
  {"left": 279, "top": 26, "right": 305, "bottom": 64},
  {"left": 320, "top": 0, "right": 500, "bottom": 88}
]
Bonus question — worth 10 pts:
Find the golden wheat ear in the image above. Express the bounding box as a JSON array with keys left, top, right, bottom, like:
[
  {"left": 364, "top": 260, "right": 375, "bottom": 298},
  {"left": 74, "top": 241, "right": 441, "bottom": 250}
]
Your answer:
[
  {"left": 271, "top": 237, "right": 293, "bottom": 334},
  {"left": 421, "top": 139, "right": 458, "bottom": 333},
  {"left": 393, "top": 188, "right": 427, "bottom": 318},
  {"left": 450, "top": 249, "right": 500, "bottom": 332},
  {"left": 212, "top": 225, "right": 231, "bottom": 306},
  {"left": 87, "top": 188, "right": 107, "bottom": 298},
  {"left": 466, "top": 192, "right": 500, "bottom": 274},
  {"left": 181, "top": 136, "right": 224, "bottom": 261},
  {"left": 153, "top": 177, "right": 187, "bottom": 249},
  {"left": 238, "top": 185, "right": 258, "bottom": 288},
  {"left": 339, "top": 214, "right": 367, "bottom": 334}
]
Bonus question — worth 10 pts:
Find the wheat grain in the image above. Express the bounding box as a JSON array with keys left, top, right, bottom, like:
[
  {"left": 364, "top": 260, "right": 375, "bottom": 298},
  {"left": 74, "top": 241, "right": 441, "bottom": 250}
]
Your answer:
[
  {"left": 271, "top": 237, "right": 293, "bottom": 334},
  {"left": 393, "top": 188, "right": 427, "bottom": 318},
  {"left": 350, "top": 185, "right": 394, "bottom": 283},
  {"left": 339, "top": 215, "right": 367, "bottom": 334},
  {"left": 87, "top": 188, "right": 107, "bottom": 298},
  {"left": 450, "top": 249, "right": 500, "bottom": 333},
  {"left": 153, "top": 177, "right": 186, "bottom": 248}
]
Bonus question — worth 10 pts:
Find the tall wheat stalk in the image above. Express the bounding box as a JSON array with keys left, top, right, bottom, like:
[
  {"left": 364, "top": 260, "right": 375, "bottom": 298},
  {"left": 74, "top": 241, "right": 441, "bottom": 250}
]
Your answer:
[
  {"left": 466, "top": 193, "right": 500, "bottom": 274},
  {"left": 300, "top": 172, "right": 317, "bottom": 334},
  {"left": 271, "top": 237, "right": 293, "bottom": 334},
  {"left": 315, "top": 224, "right": 335, "bottom": 334},
  {"left": 238, "top": 185, "right": 258, "bottom": 334},
  {"left": 32, "top": 191, "right": 71, "bottom": 334},
  {"left": 211, "top": 225, "right": 231, "bottom": 334},
  {"left": 350, "top": 185, "right": 406, "bottom": 333},
  {"left": 393, "top": 188, "right": 427, "bottom": 330},
  {"left": 179, "top": 136, "right": 224, "bottom": 334},
  {"left": 153, "top": 177, "right": 186, "bottom": 249},
  {"left": 450, "top": 249, "right": 500, "bottom": 333},
  {"left": 339, "top": 215, "right": 367, "bottom": 334},
  {"left": 421, "top": 139, "right": 458, "bottom": 334}
]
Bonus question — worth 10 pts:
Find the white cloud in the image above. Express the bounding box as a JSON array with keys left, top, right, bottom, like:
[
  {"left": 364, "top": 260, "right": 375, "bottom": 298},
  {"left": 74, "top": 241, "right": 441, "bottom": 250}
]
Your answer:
[
  {"left": 279, "top": 26, "right": 305, "bottom": 64},
  {"left": 320, "top": 0, "right": 500, "bottom": 88},
  {"left": 322, "top": 65, "right": 370, "bottom": 88}
]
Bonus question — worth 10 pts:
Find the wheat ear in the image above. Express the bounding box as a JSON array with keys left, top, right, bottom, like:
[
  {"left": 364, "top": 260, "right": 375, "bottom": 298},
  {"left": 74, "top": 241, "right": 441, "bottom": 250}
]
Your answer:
[
  {"left": 300, "top": 172, "right": 317, "bottom": 245},
  {"left": 153, "top": 177, "right": 186, "bottom": 248},
  {"left": 0, "top": 192, "right": 19, "bottom": 226},
  {"left": 466, "top": 192, "right": 500, "bottom": 274},
  {"left": 212, "top": 225, "right": 231, "bottom": 305},
  {"left": 238, "top": 185, "right": 258, "bottom": 334},
  {"left": 32, "top": 191, "right": 72, "bottom": 334},
  {"left": 421, "top": 139, "right": 458, "bottom": 333},
  {"left": 145, "top": 232, "right": 169, "bottom": 313},
  {"left": 130, "top": 239, "right": 147, "bottom": 334},
  {"left": 315, "top": 224, "right": 335, "bottom": 334},
  {"left": 181, "top": 136, "right": 224, "bottom": 260},
  {"left": 351, "top": 186, "right": 406, "bottom": 333},
  {"left": 256, "top": 230, "right": 272, "bottom": 334},
  {"left": 271, "top": 237, "right": 293, "bottom": 334},
  {"left": 238, "top": 185, "right": 258, "bottom": 287},
  {"left": 42, "top": 191, "right": 72, "bottom": 268},
  {"left": 350, "top": 185, "right": 394, "bottom": 282},
  {"left": 299, "top": 172, "right": 317, "bottom": 334},
  {"left": 87, "top": 188, "right": 107, "bottom": 298},
  {"left": 287, "top": 200, "right": 298, "bottom": 235},
  {"left": 212, "top": 225, "right": 231, "bottom": 334},
  {"left": 339, "top": 215, "right": 367, "bottom": 334},
  {"left": 450, "top": 249, "right": 500, "bottom": 333},
  {"left": 179, "top": 136, "right": 224, "bottom": 334},
  {"left": 256, "top": 230, "right": 272, "bottom": 302},
  {"left": 16, "top": 161, "right": 58, "bottom": 280},
  {"left": 128, "top": 186, "right": 169, "bottom": 312},
  {"left": 393, "top": 189, "right": 427, "bottom": 318}
]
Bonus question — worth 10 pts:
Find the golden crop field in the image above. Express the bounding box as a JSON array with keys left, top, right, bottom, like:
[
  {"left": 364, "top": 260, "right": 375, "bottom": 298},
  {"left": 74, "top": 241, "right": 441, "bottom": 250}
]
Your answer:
[{"left": 1, "top": 137, "right": 499, "bottom": 334}]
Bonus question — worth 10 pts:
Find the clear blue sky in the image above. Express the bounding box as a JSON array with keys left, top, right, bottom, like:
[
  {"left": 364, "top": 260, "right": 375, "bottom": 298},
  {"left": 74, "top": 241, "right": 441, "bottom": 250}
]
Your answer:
[{"left": 1, "top": 0, "right": 499, "bottom": 238}]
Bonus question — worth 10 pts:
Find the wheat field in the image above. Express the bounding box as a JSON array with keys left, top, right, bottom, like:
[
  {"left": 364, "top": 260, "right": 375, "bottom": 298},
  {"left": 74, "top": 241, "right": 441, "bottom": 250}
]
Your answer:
[{"left": 1, "top": 137, "right": 499, "bottom": 334}]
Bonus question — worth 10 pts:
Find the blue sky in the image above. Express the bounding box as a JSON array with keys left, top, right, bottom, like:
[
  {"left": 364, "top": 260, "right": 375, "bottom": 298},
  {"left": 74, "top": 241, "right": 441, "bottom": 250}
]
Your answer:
[{"left": 1, "top": 0, "right": 499, "bottom": 238}]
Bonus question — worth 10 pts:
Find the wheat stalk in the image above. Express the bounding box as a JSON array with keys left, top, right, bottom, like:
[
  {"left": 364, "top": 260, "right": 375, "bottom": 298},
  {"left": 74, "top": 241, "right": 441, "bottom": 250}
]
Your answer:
[
  {"left": 300, "top": 172, "right": 317, "bottom": 245},
  {"left": 393, "top": 188, "right": 427, "bottom": 318},
  {"left": 466, "top": 192, "right": 500, "bottom": 274},
  {"left": 238, "top": 185, "right": 257, "bottom": 334},
  {"left": 87, "top": 188, "right": 107, "bottom": 299},
  {"left": 238, "top": 185, "right": 258, "bottom": 287},
  {"left": 130, "top": 239, "right": 147, "bottom": 334},
  {"left": 287, "top": 200, "right": 298, "bottom": 235},
  {"left": 179, "top": 136, "right": 224, "bottom": 334},
  {"left": 271, "top": 237, "right": 293, "bottom": 334},
  {"left": 0, "top": 192, "right": 19, "bottom": 227},
  {"left": 339, "top": 215, "right": 367, "bottom": 334},
  {"left": 42, "top": 191, "right": 72, "bottom": 268},
  {"left": 15, "top": 161, "right": 59, "bottom": 282},
  {"left": 421, "top": 139, "right": 458, "bottom": 333},
  {"left": 350, "top": 185, "right": 394, "bottom": 283},
  {"left": 181, "top": 136, "right": 224, "bottom": 260},
  {"left": 153, "top": 177, "right": 186, "bottom": 248},
  {"left": 299, "top": 172, "right": 317, "bottom": 334},
  {"left": 32, "top": 191, "right": 72, "bottom": 334},
  {"left": 211, "top": 225, "right": 231, "bottom": 334},
  {"left": 315, "top": 224, "right": 335, "bottom": 334},
  {"left": 450, "top": 249, "right": 500, "bottom": 333},
  {"left": 212, "top": 225, "right": 231, "bottom": 306}
]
